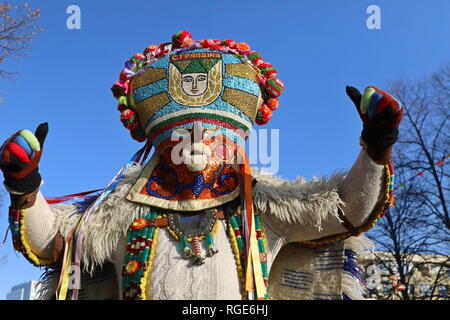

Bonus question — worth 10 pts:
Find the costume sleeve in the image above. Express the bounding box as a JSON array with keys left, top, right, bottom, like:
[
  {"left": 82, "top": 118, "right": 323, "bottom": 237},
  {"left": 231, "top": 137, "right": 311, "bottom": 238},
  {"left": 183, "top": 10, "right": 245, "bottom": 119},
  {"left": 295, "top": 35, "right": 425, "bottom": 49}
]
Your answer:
[
  {"left": 259, "top": 147, "right": 393, "bottom": 249},
  {"left": 8, "top": 190, "right": 74, "bottom": 267}
]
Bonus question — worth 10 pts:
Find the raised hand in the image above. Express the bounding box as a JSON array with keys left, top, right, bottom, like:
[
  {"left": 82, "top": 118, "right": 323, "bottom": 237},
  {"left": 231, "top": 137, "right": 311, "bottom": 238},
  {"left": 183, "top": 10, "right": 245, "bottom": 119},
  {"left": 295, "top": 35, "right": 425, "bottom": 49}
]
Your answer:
[
  {"left": 346, "top": 85, "right": 403, "bottom": 129},
  {"left": 345, "top": 86, "right": 403, "bottom": 164},
  {"left": 0, "top": 122, "right": 48, "bottom": 193}
]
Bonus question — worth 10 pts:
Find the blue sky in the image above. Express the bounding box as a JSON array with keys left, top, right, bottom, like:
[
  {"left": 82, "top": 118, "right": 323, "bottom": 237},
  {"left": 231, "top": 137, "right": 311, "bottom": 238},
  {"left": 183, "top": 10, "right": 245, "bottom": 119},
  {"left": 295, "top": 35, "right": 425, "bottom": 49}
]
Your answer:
[{"left": 0, "top": 0, "right": 449, "bottom": 299}]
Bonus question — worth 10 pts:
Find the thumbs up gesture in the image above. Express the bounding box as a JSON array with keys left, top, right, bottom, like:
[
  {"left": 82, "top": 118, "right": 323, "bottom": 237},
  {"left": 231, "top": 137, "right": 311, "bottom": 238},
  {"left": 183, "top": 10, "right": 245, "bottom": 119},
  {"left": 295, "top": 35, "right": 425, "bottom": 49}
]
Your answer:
[
  {"left": 346, "top": 86, "right": 404, "bottom": 164},
  {"left": 0, "top": 123, "right": 49, "bottom": 194},
  {"left": 346, "top": 85, "right": 403, "bottom": 129}
]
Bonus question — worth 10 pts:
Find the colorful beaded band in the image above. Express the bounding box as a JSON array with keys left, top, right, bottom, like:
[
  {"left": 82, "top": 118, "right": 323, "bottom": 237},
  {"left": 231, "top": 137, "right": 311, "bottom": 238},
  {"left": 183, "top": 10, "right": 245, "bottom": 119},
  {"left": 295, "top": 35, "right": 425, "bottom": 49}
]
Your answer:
[
  {"left": 122, "top": 211, "right": 160, "bottom": 300},
  {"left": 111, "top": 31, "right": 284, "bottom": 142},
  {"left": 8, "top": 207, "right": 53, "bottom": 267}
]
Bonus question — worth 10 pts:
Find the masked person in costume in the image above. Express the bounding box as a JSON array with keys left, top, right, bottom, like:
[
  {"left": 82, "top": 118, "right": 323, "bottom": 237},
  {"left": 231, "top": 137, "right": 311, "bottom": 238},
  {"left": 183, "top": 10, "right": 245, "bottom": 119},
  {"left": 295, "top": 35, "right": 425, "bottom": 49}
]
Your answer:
[{"left": 0, "top": 31, "right": 402, "bottom": 300}]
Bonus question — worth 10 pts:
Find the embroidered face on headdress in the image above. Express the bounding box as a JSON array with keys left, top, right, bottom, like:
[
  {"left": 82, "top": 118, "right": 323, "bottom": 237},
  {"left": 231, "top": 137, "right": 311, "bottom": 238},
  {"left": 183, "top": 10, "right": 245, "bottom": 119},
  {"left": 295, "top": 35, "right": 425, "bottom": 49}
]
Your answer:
[
  {"left": 171, "top": 52, "right": 220, "bottom": 98},
  {"left": 112, "top": 32, "right": 284, "bottom": 211}
]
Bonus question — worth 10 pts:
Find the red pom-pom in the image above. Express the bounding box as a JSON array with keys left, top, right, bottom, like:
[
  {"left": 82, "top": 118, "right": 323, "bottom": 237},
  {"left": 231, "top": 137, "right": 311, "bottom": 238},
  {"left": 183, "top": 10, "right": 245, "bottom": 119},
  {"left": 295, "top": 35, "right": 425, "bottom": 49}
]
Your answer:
[
  {"left": 144, "top": 45, "right": 159, "bottom": 54},
  {"left": 120, "top": 109, "right": 134, "bottom": 120},
  {"left": 255, "top": 105, "right": 272, "bottom": 125},
  {"left": 120, "top": 109, "right": 139, "bottom": 130},
  {"left": 248, "top": 51, "right": 263, "bottom": 67},
  {"left": 221, "top": 39, "right": 236, "bottom": 48},
  {"left": 130, "top": 53, "right": 146, "bottom": 63},
  {"left": 265, "top": 78, "right": 284, "bottom": 97},
  {"left": 267, "top": 98, "right": 279, "bottom": 111},
  {"left": 200, "top": 39, "right": 216, "bottom": 49},
  {"left": 172, "top": 31, "right": 193, "bottom": 47},
  {"left": 259, "top": 62, "right": 273, "bottom": 69},
  {"left": 266, "top": 70, "right": 277, "bottom": 78},
  {"left": 158, "top": 42, "right": 173, "bottom": 56},
  {"left": 236, "top": 42, "right": 250, "bottom": 54}
]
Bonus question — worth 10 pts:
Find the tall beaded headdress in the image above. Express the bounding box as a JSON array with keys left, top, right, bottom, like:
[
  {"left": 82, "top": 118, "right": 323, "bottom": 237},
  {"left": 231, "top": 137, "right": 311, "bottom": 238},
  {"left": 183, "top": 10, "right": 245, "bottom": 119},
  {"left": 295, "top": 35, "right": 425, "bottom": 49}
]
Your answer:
[{"left": 111, "top": 31, "right": 285, "bottom": 143}]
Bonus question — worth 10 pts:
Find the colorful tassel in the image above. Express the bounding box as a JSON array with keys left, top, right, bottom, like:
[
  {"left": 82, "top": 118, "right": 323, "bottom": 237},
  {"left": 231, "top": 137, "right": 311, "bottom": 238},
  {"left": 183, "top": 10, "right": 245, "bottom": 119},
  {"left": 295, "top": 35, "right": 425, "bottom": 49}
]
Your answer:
[
  {"left": 181, "top": 236, "right": 192, "bottom": 259},
  {"left": 206, "top": 233, "right": 218, "bottom": 257}
]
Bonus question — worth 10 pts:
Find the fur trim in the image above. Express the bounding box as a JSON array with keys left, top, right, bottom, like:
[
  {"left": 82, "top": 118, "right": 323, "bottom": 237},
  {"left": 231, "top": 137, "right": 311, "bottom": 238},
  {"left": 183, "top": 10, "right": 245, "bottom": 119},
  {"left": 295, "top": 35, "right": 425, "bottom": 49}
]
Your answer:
[
  {"left": 252, "top": 168, "right": 346, "bottom": 230},
  {"left": 52, "top": 164, "right": 149, "bottom": 273}
]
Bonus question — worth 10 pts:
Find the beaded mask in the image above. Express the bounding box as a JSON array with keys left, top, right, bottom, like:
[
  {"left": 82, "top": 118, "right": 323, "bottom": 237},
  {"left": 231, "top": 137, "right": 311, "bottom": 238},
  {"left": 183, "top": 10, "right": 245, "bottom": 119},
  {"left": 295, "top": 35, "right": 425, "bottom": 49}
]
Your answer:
[{"left": 112, "top": 31, "right": 284, "bottom": 211}]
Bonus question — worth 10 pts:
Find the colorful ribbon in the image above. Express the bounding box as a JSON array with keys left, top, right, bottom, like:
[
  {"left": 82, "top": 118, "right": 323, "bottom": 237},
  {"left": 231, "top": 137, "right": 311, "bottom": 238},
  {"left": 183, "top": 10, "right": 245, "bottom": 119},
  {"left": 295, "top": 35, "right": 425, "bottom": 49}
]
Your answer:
[
  {"left": 239, "top": 149, "right": 267, "bottom": 300},
  {"left": 56, "top": 144, "right": 150, "bottom": 300}
]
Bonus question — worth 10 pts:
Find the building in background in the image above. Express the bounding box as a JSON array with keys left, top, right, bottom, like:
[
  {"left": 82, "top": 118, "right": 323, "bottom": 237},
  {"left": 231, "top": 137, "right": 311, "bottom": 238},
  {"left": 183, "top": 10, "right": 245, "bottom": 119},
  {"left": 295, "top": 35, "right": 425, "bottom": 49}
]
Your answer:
[
  {"left": 6, "top": 281, "right": 40, "bottom": 300},
  {"left": 361, "top": 252, "right": 450, "bottom": 300}
]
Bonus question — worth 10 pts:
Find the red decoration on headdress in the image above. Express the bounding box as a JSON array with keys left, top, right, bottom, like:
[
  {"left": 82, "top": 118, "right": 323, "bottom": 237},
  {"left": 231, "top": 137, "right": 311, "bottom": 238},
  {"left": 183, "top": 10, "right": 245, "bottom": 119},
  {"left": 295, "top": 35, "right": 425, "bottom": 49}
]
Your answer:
[
  {"left": 267, "top": 98, "right": 279, "bottom": 111},
  {"left": 130, "top": 53, "right": 146, "bottom": 63},
  {"left": 265, "top": 78, "right": 284, "bottom": 97},
  {"left": 236, "top": 42, "right": 251, "bottom": 54},
  {"left": 120, "top": 109, "right": 139, "bottom": 130},
  {"left": 200, "top": 39, "right": 217, "bottom": 49},
  {"left": 172, "top": 30, "right": 192, "bottom": 48},
  {"left": 255, "top": 105, "right": 273, "bottom": 125},
  {"left": 111, "top": 81, "right": 129, "bottom": 98},
  {"left": 144, "top": 45, "right": 159, "bottom": 54},
  {"left": 221, "top": 39, "right": 236, "bottom": 48}
]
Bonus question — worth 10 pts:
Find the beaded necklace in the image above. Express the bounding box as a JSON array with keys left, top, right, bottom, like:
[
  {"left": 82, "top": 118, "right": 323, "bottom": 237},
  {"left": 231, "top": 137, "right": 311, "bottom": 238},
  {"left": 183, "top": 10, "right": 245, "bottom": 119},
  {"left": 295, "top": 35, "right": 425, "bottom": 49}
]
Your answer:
[{"left": 121, "top": 204, "right": 269, "bottom": 300}]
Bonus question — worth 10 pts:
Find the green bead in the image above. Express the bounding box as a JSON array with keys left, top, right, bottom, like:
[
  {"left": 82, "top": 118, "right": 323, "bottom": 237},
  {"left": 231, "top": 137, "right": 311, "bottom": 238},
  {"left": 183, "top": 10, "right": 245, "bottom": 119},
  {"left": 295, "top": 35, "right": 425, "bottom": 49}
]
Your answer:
[
  {"left": 255, "top": 216, "right": 261, "bottom": 230},
  {"left": 181, "top": 236, "right": 189, "bottom": 248},
  {"left": 230, "top": 216, "right": 239, "bottom": 230},
  {"left": 261, "top": 263, "right": 268, "bottom": 278},
  {"left": 118, "top": 95, "right": 128, "bottom": 106},
  {"left": 206, "top": 233, "right": 214, "bottom": 247},
  {"left": 257, "top": 239, "right": 265, "bottom": 252},
  {"left": 236, "top": 236, "right": 244, "bottom": 250}
]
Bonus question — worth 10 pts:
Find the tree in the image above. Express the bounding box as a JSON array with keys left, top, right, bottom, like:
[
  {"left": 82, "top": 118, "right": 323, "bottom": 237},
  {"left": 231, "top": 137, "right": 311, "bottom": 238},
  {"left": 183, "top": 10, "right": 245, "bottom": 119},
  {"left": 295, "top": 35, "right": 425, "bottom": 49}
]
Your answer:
[
  {"left": 0, "top": 2, "right": 42, "bottom": 102},
  {"left": 0, "top": 3, "right": 42, "bottom": 266},
  {"left": 366, "top": 62, "right": 450, "bottom": 300}
]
